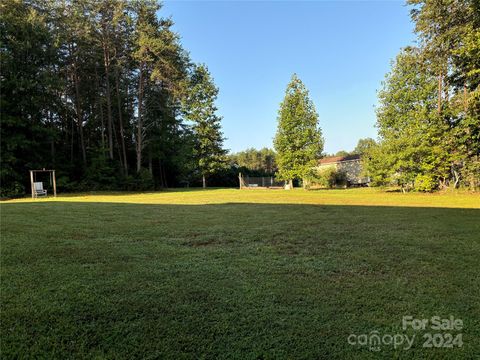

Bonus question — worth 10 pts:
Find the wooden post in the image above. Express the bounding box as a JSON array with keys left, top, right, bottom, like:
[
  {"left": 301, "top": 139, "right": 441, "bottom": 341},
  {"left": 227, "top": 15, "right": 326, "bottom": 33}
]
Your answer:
[
  {"left": 239, "top": 173, "right": 242, "bottom": 189},
  {"left": 53, "top": 170, "right": 57, "bottom": 197},
  {"left": 30, "top": 170, "right": 34, "bottom": 199}
]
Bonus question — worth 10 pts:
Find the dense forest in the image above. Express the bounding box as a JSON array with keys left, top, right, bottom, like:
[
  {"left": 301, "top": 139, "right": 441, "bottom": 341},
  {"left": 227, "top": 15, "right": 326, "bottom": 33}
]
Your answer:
[
  {"left": 1, "top": 0, "right": 226, "bottom": 197},
  {"left": 366, "top": 0, "right": 480, "bottom": 191}
]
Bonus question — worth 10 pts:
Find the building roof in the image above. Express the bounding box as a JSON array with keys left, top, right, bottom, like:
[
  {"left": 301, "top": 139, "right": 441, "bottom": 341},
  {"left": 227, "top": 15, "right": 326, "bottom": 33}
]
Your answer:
[{"left": 318, "top": 154, "right": 361, "bottom": 165}]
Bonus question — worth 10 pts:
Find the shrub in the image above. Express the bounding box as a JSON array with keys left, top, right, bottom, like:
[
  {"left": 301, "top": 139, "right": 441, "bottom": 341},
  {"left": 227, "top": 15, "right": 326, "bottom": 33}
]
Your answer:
[
  {"left": 415, "top": 174, "right": 438, "bottom": 192},
  {"left": 334, "top": 170, "right": 348, "bottom": 187},
  {"left": 0, "top": 181, "right": 25, "bottom": 199},
  {"left": 123, "top": 169, "right": 154, "bottom": 191},
  {"left": 83, "top": 156, "right": 119, "bottom": 190},
  {"left": 308, "top": 167, "right": 346, "bottom": 188}
]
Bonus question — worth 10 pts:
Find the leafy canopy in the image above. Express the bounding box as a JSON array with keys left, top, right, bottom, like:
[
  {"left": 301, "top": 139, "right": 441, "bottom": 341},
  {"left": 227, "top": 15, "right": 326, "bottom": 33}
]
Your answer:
[{"left": 274, "top": 74, "right": 324, "bottom": 181}]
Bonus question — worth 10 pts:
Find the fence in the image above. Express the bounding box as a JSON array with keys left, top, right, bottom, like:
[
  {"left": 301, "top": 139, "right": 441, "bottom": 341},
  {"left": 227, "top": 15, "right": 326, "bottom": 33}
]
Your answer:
[{"left": 238, "top": 173, "right": 285, "bottom": 189}]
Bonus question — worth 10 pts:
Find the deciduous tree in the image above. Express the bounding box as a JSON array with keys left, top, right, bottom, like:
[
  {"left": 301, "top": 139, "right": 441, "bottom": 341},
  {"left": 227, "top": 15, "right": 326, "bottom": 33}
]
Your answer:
[{"left": 274, "top": 74, "right": 324, "bottom": 188}]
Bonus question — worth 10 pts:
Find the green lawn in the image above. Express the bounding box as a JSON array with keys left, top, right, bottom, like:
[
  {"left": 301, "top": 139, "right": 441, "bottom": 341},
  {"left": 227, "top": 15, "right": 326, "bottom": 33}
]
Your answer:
[{"left": 1, "top": 188, "right": 479, "bottom": 359}]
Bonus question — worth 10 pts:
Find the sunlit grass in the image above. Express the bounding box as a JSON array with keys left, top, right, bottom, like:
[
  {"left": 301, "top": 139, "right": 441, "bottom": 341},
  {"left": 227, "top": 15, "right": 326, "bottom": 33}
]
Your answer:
[{"left": 5, "top": 187, "right": 480, "bottom": 208}]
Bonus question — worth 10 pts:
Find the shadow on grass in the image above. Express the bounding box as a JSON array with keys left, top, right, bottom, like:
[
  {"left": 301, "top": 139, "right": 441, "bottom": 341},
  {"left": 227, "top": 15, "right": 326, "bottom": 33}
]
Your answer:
[{"left": 1, "top": 201, "right": 479, "bottom": 359}]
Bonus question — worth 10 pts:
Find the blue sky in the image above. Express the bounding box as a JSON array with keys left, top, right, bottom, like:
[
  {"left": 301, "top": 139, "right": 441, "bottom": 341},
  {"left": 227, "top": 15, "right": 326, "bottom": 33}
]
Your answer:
[{"left": 162, "top": 0, "right": 416, "bottom": 154}]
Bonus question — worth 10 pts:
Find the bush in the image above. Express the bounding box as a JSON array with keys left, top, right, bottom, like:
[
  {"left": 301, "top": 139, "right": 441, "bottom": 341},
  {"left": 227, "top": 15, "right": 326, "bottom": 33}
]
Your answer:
[
  {"left": 415, "top": 174, "right": 438, "bottom": 192},
  {"left": 308, "top": 167, "right": 347, "bottom": 188},
  {"left": 334, "top": 170, "right": 348, "bottom": 187},
  {"left": 56, "top": 175, "right": 79, "bottom": 192},
  {"left": 84, "top": 156, "right": 119, "bottom": 190},
  {"left": 0, "top": 181, "right": 25, "bottom": 199},
  {"left": 122, "top": 169, "right": 154, "bottom": 191}
]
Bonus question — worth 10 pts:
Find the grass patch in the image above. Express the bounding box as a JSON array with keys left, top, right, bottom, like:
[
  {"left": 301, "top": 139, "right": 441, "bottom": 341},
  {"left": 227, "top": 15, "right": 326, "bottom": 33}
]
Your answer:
[{"left": 1, "top": 189, "right": 479, "bottom": 358}]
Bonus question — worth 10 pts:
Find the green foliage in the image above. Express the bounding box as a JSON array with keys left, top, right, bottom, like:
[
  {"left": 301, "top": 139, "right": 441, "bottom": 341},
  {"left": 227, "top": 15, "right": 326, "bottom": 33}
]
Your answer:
[
  {"left": 0, "top": 0, "right": 228, "bottom": 196},
  {"left": 83, "top": 155, "right": 120, "bottom": 190},
  {"left": 55, "top": 176, "right": 77, "bottom": 193},
  {"left": 334, "top": 170, "right": 348, "bottom": 187},
  {"left": 274, "top": 74, "right": 324, "bottom": 183},
  {"left": 229, "top": 148, "right": 277, "bottom": 175},
  {"left": 0, "top": 181, "right": 25, "bottom": 199},
  {"left": 124, "top": 169, "right": 155, "bottom": 191},
  {"left": 414, "top": 174, "right": 438, "bottom": 192},
  {"left": 366, "top": 1, "right": 480, "bottom": 192},
  {"left": 334, "top": 150, "right": 350, "bottom": 157},
  {"left": 370, "top": 48, "right": 434, "bottom": 189},
  {"left": 353, "top": 138, "right": 377, "bottom": 156},
  {"left": 370, "top": 42, "right": 478, "bottom": 191},
  {"left": 314, "top": 167, "right": 337, "bottom": 188},
  {"left": 307, "top": 167, "right": 346, "bottom": 189},
  {"left": 0, "top": 0, "right": 60, "bottom": 195},
  {"left": 183, "top": 64, "right": 227, "bottom": 186}
]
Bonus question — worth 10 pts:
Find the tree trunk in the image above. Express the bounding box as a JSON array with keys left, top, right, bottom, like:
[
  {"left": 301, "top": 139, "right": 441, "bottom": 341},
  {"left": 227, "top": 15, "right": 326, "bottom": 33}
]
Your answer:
[
  {"left": 112, "top": 111, "right": 123, "bottom": 170},
  {"left": 148, "top": 150, "right": 153, "bottom": 176},
  {"left": 162, "top": 164, "right": 168, "bottom": 188},
  {"left": 302, "top": 178, "right": 308, "bottom": 190},
  {"left": 70, "top": 114, "right": 74, "bottom": 164},
  {"left": 202, "top": 175, "right": 206, "bottom": 189},
  {"left": 115, "top": 65, "right": 128, "bottom": 174},
  {"left": 103, "top": 41, "right": 114, "bottom": 160},
  {"left": 72, "top": 53, "right": 87, "bottom": 166},
  {"left": 453, "top": 169, "right": 460, "bottom": 189},
  {"left": 158, "top": 159, "right": 165, "bottom": 188},
  {"left": 136, "top": 64, "right": 144, "bottom": 173},
  {"left": 49, "top": 111, "right": 55, "bottom": 166},
  {"left": 94, "top": 66, "right": 106, "bottom": 157},
  {"left": 439, "top": 177, "right": 447, "bottom": 190},
  {"left": 437, "top": 73, "right": 442, "bottom": 114}
]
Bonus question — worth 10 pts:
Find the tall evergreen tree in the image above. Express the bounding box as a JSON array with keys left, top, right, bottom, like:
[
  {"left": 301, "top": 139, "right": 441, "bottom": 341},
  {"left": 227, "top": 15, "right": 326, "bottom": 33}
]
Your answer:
[
  {"left": 0, "top": 0, "right": 222, "bottom": 196},
  {"left": 131, "top": 1, "right": 187, "bottom": 174},
  {"left": 183, "top": 64, "right": 226, "bottom": 188},
  {"left": 274, "top": 74, "right": 324, "bottom": 188},
  {"left": 0, "top": 0, "right": 59, "bottom": 196}
]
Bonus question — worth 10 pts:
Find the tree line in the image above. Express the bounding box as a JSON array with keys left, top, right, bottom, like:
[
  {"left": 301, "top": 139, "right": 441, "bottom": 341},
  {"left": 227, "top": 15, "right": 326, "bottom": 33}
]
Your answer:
[
  {"left": 323, "top": 138, "right": 377, "bottom": 158},
  {"left": 229, "top": 148, "right": 277, "bottom": 176},
  {"left": 1, "top": 0, "right": 226, "bottom": 196},
  {"left": 365, "top": 0, "right": 480, "bottom": 191},
  {"left": 2, "top": 0, "right": 478, "bottom": 196}
]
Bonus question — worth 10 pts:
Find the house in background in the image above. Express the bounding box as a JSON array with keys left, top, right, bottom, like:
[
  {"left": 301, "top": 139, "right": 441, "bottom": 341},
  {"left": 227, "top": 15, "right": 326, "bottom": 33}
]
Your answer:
[{"left": 316, "top": 154, "right": 370, "bottom": 186}]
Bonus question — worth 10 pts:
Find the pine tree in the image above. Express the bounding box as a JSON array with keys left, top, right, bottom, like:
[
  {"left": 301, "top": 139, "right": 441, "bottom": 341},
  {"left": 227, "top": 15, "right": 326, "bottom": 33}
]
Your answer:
[
  {"left": 183, "top": 64, "right": 226, "bottom": 188},
  {"left": 0, "top": 0, "right": 60, "bottom": 196},
  {"left": 274, "top": 74, "right": 324, "bottom": 188}
]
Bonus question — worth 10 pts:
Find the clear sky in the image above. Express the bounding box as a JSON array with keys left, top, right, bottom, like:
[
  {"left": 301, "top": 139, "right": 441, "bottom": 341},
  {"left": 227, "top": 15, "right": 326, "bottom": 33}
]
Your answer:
[{"left": 162, "top": 0, "right": 416, "bottom": 154}]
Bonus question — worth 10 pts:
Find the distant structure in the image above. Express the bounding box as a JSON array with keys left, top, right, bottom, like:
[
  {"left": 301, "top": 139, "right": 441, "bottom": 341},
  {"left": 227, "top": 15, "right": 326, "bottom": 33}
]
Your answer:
[{"left": 316, "top": 154, "right": 369, "bottom": 186}]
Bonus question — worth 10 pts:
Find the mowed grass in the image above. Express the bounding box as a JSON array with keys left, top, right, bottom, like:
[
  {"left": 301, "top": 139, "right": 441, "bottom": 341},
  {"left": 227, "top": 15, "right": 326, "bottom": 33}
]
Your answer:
[{"left": 1, "top": 188, "right": 479, "bottom": 359}]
